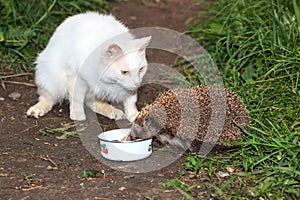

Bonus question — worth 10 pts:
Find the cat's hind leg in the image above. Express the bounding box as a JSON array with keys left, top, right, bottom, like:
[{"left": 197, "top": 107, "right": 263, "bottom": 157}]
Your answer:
[
  {"left": 86, "top": 99, "right": 125, "bottom": 120},
  {"left": 27, "top": 58, "right": 67, "bottom": 118}
]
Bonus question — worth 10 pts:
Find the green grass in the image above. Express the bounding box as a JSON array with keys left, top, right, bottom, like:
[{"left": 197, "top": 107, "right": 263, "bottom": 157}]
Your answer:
[
  {"left": 22, "top": 172, "right": 34, "bottom": 185},
  {"left": 82, "top": 169, "right": 99, "bottom": 179},
  {"left": 160, "top": 179, "right": 196, "bottom": 200},
  {"left": 0, "top": 0, "right": 111, "bottom": 73},
  {"left": 162, "top": 0, "right": 300, "bottom": 199},
  {"left": 145, "top": 195, "right": 159, "bottom": 200},
  {"left": 40, "top": 123, "right": 80, "bottom": 139}
]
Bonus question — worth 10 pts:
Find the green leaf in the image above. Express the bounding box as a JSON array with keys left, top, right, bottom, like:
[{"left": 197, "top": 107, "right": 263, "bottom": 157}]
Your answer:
[
  {"left": 187, "top": 156, "right": 197, "bottom": 166},
  {"left": 242, "top": 65, "right": 256, "bottom": 83},
  {"left": 284, "top": 179, "right": 299, "bottom": 186},
  {"left": 23, "top": 29, "right": 36, "bottom": 39},
  {"left": 208, "top": 22, "right": 226, "bottom": 35},
  {"left": 82, "top": 169, "right": 98, "bottom": 179},
  {"left": 0, "top": 32, "right": 4, "bottom": 42}
]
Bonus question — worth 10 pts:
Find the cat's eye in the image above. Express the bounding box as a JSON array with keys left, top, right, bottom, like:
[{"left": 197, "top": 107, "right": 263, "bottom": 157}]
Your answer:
[
  {"left": 121, "top": 70, "right": 129, "bottom": 76},
  {"left": 139, "top": 67, "right": 145, "bottom": 73}
]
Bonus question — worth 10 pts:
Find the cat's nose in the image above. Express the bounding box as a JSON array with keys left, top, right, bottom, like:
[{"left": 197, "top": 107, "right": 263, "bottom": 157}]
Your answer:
[{"left": 134, "top": 81, "right": 140, "bottom": 87}]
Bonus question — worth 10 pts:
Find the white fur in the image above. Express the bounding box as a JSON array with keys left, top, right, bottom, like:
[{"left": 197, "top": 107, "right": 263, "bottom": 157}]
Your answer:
[{"left": 27, "top": 12, "right": 151, "bottom": 121}]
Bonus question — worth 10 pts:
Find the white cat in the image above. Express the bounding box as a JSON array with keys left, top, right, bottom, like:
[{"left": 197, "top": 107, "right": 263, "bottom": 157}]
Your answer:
[{"left": 27, "top": 12, "right": 151, "bottom": 121}]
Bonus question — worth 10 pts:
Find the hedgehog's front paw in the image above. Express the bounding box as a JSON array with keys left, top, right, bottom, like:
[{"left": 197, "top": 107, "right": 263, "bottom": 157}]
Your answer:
[{"left": 126, "top": 111, "right": 139, "bottom": 122}]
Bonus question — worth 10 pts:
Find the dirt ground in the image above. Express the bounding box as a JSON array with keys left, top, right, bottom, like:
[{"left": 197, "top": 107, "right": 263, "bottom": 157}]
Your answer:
[{"left": 0, "top": 1, "right": 209, "bottom": 199}]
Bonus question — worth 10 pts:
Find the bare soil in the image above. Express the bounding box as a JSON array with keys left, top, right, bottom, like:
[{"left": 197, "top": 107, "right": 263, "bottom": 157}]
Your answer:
[{"left": 0, "top": 1, "right": 210, "bottom": 199}]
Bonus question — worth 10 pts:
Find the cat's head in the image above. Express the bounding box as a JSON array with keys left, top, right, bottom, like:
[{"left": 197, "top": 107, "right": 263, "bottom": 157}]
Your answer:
[{"left": 104, "top": 36, "right": 151, "bottom": 91}]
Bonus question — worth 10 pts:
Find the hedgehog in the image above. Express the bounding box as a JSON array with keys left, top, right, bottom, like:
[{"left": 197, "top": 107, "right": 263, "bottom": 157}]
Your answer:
[{"left": 128, "top": 85, "right": 251, "bottom": 151}]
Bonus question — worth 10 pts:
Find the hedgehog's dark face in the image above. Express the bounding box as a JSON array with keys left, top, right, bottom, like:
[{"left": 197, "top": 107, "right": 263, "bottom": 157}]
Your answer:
[{"left": 130, "top": 106, "right": 164, "bottom": 140}]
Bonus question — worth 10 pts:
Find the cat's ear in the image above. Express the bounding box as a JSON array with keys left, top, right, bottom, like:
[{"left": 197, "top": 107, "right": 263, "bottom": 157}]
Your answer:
[
  {"left": 136, "top": 36, "right": 152, "bottom": 51},
  {"left": 106, "top": 44, "right": 123, "bottom": 59}
]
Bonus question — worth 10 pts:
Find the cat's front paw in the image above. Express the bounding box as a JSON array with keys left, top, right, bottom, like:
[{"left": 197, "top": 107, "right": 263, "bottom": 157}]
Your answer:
[
  {"left": 110, "top": 108, "right": 126, "bottom": 120},
  {"left": 126, "top": 111, "right": 139, "bottom": 122},
  {"left": 27, "top": 106, "right": 46, "bottom": 118},
  {"left": 27, "top": 101, "right": 52, "bottom": 118},
  {"left": 70, "top": 111, "right": 86, "bottom": 121}
]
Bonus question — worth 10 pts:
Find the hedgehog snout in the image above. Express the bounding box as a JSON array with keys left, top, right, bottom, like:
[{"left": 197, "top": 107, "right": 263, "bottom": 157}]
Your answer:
[
  {"left": 130, "top": 123, "right": 148, "bottom": 140},
  {"left": 130, "top": 118, "right": 160, "bottom": 140},
  {"left": 129, "top": 126, "right": 138, "bottom": 139}
]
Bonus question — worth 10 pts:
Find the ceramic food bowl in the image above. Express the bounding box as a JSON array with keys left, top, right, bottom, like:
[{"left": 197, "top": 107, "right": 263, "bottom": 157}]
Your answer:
[{"left": 98, "top": 129, "right": 152, "bottom": 161}]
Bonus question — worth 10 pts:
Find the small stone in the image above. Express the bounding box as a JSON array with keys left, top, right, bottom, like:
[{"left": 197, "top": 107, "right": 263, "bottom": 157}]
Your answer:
[
  {"left": 124, "top": 175, "right": 135, "bottom": 179},
  {"left": 216, "top": 171, "right": 230, "bottom": 178},
  {"left": 46, "top": 165, "right": 52, "bottom": 170},
  {"left": 21, "top": 115, "right": 28, "bottom": 119},
  {"left": 118, "top": 186, "right": 126, "bottom": 191},
  {"left": 8, "top": 92, "right": 21, "bottom": 101},
  {"left": 46, "top": 165, "right": 58, "bottom": 170},
  {"left": 17, "top": 158, "right": 27, "bottom": 162},
  {"left": 247, "top": 189, "right": 255, "bottom": 197},
  {"left": 0, "top": 97, "right": 4, "bottom": 101},
  {"left": 129, "top": 16, "right": 137, "bottom": 20},
  {"left": 226, "top": 166, "right": 235, "bottom": 173},
  {"left": 0, "top": 173, "right": 8, "bottom": 177}
]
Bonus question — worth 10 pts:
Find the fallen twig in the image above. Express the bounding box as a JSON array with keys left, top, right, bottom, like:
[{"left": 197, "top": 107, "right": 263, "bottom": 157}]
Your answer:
[
  {"left": 90, "top": 197, "right": 110, "bottom": 200},
  {"left": 21, "top": 121, "right": 38, "bottom": 133},
  {"left": 21, "top": 185, "right": 44, "bottom": 191},
  {"left": 0, "top": 73, "right": 32, "bottom": 79},
  {"left": 86, "top": 177, "right": 113, "bottom": 181},
  {"left": 3, "top": 80, "right": 36, "bottom": 87},
  {"left": 38, "top": 155, "right": 58, "bottom": 168}
]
